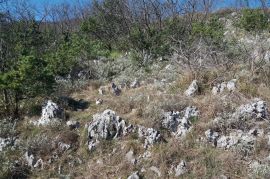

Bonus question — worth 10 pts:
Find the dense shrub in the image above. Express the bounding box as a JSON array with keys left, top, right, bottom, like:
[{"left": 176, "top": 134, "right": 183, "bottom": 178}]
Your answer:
[
  {"left": 239, "top": 9, "right": 269, "bottom": 32},
  {"left": 192, "top": 16, "right": 224, "bottom": 44}
]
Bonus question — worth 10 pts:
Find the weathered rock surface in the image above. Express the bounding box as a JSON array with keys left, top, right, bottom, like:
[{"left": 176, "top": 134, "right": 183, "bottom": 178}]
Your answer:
[
  {"left": 162, "top": 106, "right": 199, "bottom": 138},
  {"left": 111, "top": 83, "right": 121, "bottom": 96},
  {"left": 138, "top": 125, "right": 161, "bottom": 149},
  {"left": 184, "top": 80, "right": 199, "bottom": 96},
  {"left": 33, "top": 100, "right": 64, "bottom": 126},
  {"left": 0, "top": 137, "right": 12, "bottom": 151},
  {"left": 170, "top": 160, "right": 187, "bottom": 176},
  {"left": 127, "top": 171, "right": 140, "bottom": 179},
  {"left": 87, "top": 110, "right": 129, "bottom": 151},
  {"left": 233, "top": 98, "right": 268, "bottom": 120},
  {"left": 212, "top": 79, "right": 237, "bottom": 95},
  {"left": 130, "top": 79, "right": 140, "bottom": 88}
]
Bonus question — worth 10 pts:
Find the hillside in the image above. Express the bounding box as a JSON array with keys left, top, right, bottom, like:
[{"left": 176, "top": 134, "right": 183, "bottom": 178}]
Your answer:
[{"left": 1, "top": 2, "right": 270, "bottom": 179}]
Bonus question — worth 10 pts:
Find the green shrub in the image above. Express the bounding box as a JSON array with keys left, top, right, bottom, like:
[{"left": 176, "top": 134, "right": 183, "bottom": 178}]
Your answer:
[
  {"left": 192, "top": 16, "right": 224, "bottom": 43},
  {"left": 239, "top": 9, "right": 269, "bottom": 32}
]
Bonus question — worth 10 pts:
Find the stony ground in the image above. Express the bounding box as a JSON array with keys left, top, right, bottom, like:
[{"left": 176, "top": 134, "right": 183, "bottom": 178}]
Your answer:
[{"left": 1, "top": 12, "right": 270, "bottom": 179}]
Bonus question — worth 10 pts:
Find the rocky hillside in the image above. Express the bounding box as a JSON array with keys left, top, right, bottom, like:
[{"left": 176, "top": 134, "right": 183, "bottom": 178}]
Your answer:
[{"left": 1, "top": 9, "right": 270, "bottom": 179}]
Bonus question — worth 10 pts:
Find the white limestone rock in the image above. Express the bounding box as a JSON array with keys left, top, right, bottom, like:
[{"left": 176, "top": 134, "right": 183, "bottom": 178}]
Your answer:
[
  {"left": 233, "top": 98, "right": 268, "bottom": 120},
  {"left": 127, "top": 171, "right": 140, "bottom": 179},
  {"left": 125, "top": 150, "right": 137, "bottom": 165},
  {"left": 66, "top": 120, "right": 80, "bottom": 130},
  {"left": 87, "top": 110, "right": 130, "bottom": 151},
  {"left": 205, "top": 129, "right": 219, "bottom": 142},
  {"left": 162, "top": 106, "right": 199, "bottom": 138},
  {"left": 138, "top": 126, "right": 161, "bottom": 149},
  {"left": 184, "top": 80, "right": 198, "bottom": 97},
  {"left": 212, "top": 79, "right": 237, "bottom": 95},
  {"left": 170, "top": 160, "right": 187, "bottom": 177},
  {"left": 33, "top": 100, "right": 64, "bottom": 126},
  {"left": 130, "top": 79, "right": 140, "bottom": 88},
  {"left": 0, "top": 137, "right": 11, "bottom": 151},
  {"left": 111, "top": 83, "right": 121, "bottom": 96},
  {"left": 149, "top": 166, "right": 161, "bottom": 177},
  {"left": 96, "top": 98, "right": 103, "bottom": 105}
]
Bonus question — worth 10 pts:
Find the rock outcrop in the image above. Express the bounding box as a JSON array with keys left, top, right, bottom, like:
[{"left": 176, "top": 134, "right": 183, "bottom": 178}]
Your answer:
[
  {"left": 87, "top": 110, "right": 130, "bottom": 151},
  {"left": 111, "top": 83, "right": 121, "bottom": 96},
  {"left": 33, "top": 100, "right": 64, "bottom": 126},
  {"left": 212, "top": 79, "right": 237, "bottom": 95},
  {"left": 184, "top": 80, "right": 198, "bottom": 97},
  {"left": 138, "top": 126, "right": 161, "bottom": 149},
  {"left": 162, "top": 106, "right": 199, "bottom": 138}
]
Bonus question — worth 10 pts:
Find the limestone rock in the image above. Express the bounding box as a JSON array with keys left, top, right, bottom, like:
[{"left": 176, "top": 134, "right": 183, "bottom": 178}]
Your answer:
[
  {"left": 87, "top": 110, "right": 129, "bottom": 151},
  {"left": 130, "top": 79, "right": 140, "bottom": 88},
  {"left": 33, "top": 100, "right": 64, "bottom": 126},
  {"left": 127, "top": 171, "right": 140, "bottom": 179},
  {"left": 149, "top": 166, "right": 161, "bottom": 177},
  {"left": 184, "top": 80, "right": 198, "bottom": 97},
  {"left": 233, "top": 99, "right": 268, "bottom": 120},
  {"left": 96, "top": 98, "right": 103, "bottom": 105},
  {"left": 138, "top": 126, "right": 161, "bottom": 149},
  {"left": 212, "top": 79, "right": 237, "bottom": 95},
  {"left": 111, "top": 83, "right": 121, "bottom": 96},
  {"left": 0, "top": 137, "right": 11, "bottom": 151},
  {"left": 170, "top": 160, "right": 187, "bottom": 177},
  {"left": 125, "top": 150, "right": 137, "bottom": 165},
  {"left": 162, "top": 106, "right": 199, "bottom": 138},
  {"left": 66, "top": 120, "right": 80, "bottom": 130}
]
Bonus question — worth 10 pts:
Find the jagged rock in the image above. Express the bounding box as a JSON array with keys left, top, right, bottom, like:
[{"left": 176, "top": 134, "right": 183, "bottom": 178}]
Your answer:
[
  {"left": 184, "top": 80, "right": 198, "bottom": 96},
  {"left": 98, "top": 87, "right": 105, "bottom": 95},
  {"left": 24, "top": 151, "right": 43, "bottom": 169},
  {"left": 0, "top": 137, "right": 11, "bottom": 151},
  {"left": 170, "top": 160, "right": 187, "bottom": 177},
  {"left": 233, "top": 98, "right": 268, "bottom": 120},
  {"left": 66, "top": 120, "right": 80, "bottom": 130},
  {"left": 130, "top": 79, "right": 140, "bottom": 88},
  {"left": 111, "top": 83, "right": 121, "bottom": 96},
  {"left": 149, "top": 166, "right": 161, "bottom": 177},
  {"left": 125, "top": 150, "right": 137, "bottom": 165},
  {"left": 127, "top": 171, "right": 140, "bottom": 179},
  {"left": 33, "top": 100, "right": 64, "bottom": 126},
  {"left": 206, "top": 129, "right": 257, "bottom": 150},
  {"left": 227, "top": 79, "right": 237, "bottom": 91},
  {"left": 212, "top": 79, "right": 236, "bottom": 95},
  {"left": 162, "top": 106, "right": 199, "bottom": 138},
  {"left": 138, "top": 126, "right": 161, "bottom": 149},
  {"left": 87, "top": 110, "right": 129, "bottom": 151},
  {"left": 96, "top": 98, "right": 103, "bottom": 105},
  {"left": 205, "top": 129, "right": 219, "bottom": 143}
]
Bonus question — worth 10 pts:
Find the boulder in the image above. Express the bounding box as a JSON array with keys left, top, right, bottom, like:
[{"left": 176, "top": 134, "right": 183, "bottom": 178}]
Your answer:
[
  {"left": 138, "top": 126, "right": 161, "bottom": 149},
  {"left": 127, "top": 171, "right": 140, "bottom": 179},
  {"left": 0, "top": 137, "right": 11, "bottom": 151},
  {"left": 233, "top": 98, "right": 268, "bottom": 120},
  {"left": 111, "top": 83, "right": 121, "bottom": 96},
  {"left": 162, "top": 106, "right": 199, "bottom": 138},
  {"left": 212, "top": 79, "right": 237, "bottom": 95},
  {"left": 34, "top": 100, "right": 64, "bottom": 126},
  {"left": 66, "top": 120, "right": 80, "bottom": 130},
  {"left": 170, "top": 160, "right": 187, "bottom": 177},
  {"left": 125, "top": 150, "right": 137, "bottom": 165},
  {"left": 184, "top": 80, "right": 198, "bottom": 97},
  {"left": 87, "top": 110, "right": 130, "bottom": 151}
]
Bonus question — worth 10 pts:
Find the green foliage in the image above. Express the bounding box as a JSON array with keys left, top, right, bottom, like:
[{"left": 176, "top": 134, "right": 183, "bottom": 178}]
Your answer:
[
  {"left": 192, "top": 16, "right": 224, "bottom": 43},
  {"left": 239, "top": 9, "right": 269, "bottom": 32},
  {"left": 0, "top": 55, "right": 55, "bottom": 97}
]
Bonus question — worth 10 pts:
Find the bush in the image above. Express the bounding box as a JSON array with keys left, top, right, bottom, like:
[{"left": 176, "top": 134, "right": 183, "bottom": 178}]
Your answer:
[
  {"left": 239, "top": 9, "right": 269, "bottom": 32},
  {"left": 192, "top": 16, "right": 224, "bottom": 44}
]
